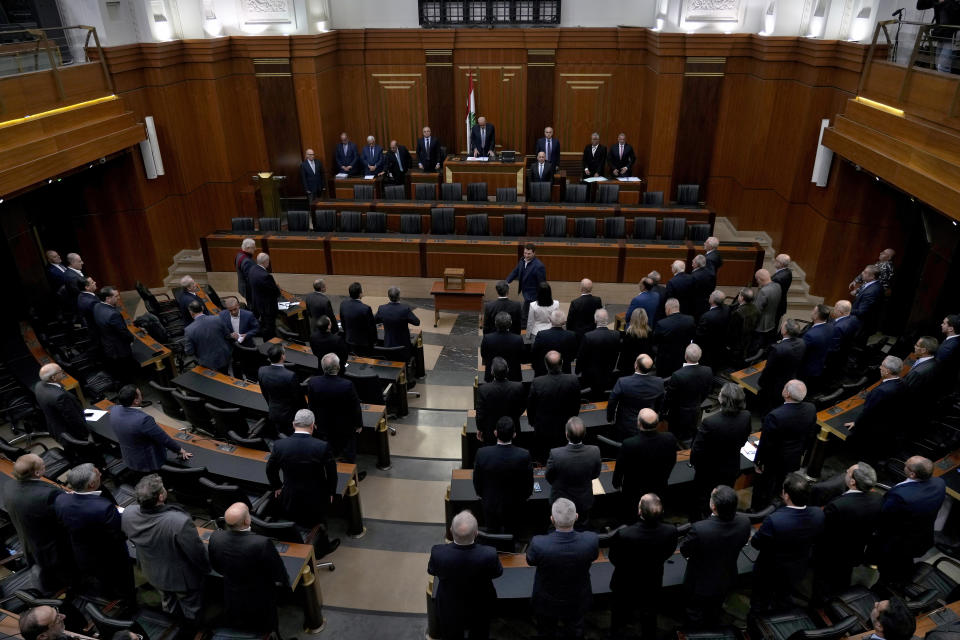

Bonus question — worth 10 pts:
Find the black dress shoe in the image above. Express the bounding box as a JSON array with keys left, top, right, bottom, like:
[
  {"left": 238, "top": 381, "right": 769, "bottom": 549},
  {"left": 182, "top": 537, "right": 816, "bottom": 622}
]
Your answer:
[{"left": 357, "top": 470, "right": 367, "bottom": 482}]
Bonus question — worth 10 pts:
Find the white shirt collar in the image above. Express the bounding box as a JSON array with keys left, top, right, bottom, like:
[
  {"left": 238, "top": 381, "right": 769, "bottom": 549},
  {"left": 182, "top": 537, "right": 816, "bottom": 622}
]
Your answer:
[
  {"left": 915, "top": 355, "right": 934, "bottom": 365},
  {"left": 682, "top": 362, "right": 696, "bottom": 367},
  {"left": 68, "top": 267, "right": 83, "bottom": 275},
  {"left": 77, "top": 490, "right": 102, "bottom": 496},
  {"left": 786, "top": 505, "right": 805, "bottom": 509},
  {"left": 843, "top": 489, "right": 861, "bottom": 494},
  {"left": 945, "top": 334, "right": 958, "bottom": 341},
  {"left": 812, "top": 321, "right": 826, "bottom": 327}
]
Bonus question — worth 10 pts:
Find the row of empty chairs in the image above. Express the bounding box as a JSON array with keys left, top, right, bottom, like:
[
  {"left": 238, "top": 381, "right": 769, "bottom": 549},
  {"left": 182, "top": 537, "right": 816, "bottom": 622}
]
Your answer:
[
  {"left": 351, "top": 182, "right": 699, "bottom": 205},
  {"left": 232, "top": 211, "right": 709, "bottom": 240}
]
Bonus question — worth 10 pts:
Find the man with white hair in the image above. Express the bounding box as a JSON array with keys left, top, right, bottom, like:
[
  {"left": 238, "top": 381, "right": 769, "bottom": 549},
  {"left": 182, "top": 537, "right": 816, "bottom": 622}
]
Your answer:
[
  {"left": 265, "top": 408, "right": 340, "bottom": 555},
  {"left": 428, "top": 510, "right": 503, "bottom": 640},
  {"left": 752, "top": 379, "right": 817, "bottom": 509},
  {"left": 845, "top": 355, "right": 905, "bottom": 463},
  {"left": 690, "top": 254, "right": 715, "bottom": 319},
  {"left": 526, "top": 498, "right": 600, "bottom": 638},
  {"left": 665, "top": 259, "right": 695, "bottom": 316},
  {"left": 576, "top": 307, "right": 621, "bottom": 400},
  {"left": 531, "top": 309, "right": 578, "bottom": 376},
  {"left": 704, "top": 237, "right": 722, "bottom": 273},
  {"left": 306, "top": 353, "right": 363, "bottom": 465},
  {"left": 771, "top": 254, "right": 792, "bottom": 330},
  {"left": 664, "top": 343, "right": 713, "bottom": 443},
  {"left": 175, "top": 275, "right": 207, "bottom": 326},
  {"left": 34, "top": 363, "right": 88, "bottom": 445},
  {"left": 361, "top": 135, "right": 384, "bottom": 174},
  {"left": 235, "top": 238, "right": 256, "bottom": 301},
  {"left": 247, "top": 252, "right": 281, "bottom": 339},
  {"left": 696, "top": 290, "right": 730, "bottom": 370},
  {"left": 826, "top": 299, "right": 860, "bottom": 383},
  {"left": 755, "top": 268, "right": 782, "bottom": 347},
  {"left": 567, "top": 278, "right": 603, "bottom": 338}
]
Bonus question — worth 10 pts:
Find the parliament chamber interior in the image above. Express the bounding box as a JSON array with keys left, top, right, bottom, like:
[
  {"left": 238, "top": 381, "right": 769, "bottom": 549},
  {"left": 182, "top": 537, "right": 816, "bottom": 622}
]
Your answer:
[{"left": 2, "top": 0, "right": 960, "bottom": 638}]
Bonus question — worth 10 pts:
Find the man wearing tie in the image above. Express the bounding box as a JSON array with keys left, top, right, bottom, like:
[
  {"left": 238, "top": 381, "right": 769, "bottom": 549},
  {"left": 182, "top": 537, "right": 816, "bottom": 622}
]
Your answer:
[
  {"left": 299, "top": 148, "right": 324, "bottom": 201},
  {"left": 609, "top": 133, "right": 636, "bottom": 177},
  {"left": 582, "top": 132, "right": 606, "bottom": 178},
  {"left": 529, "top": 151, "right": 553, "bottom": 183},
  {"left": 535, "top": 126, "right": 561, "bottom": 166},
  {"left": 383, "top": 140, "right": 412, "bottom": 185},
  {"left": 361, "top": 135, "right": 384, "bottom": 175},
  {"left": 416, "top": 126, "right": 441, "bottom": 171},
  {"left": 335, "top": 132, "right": 360, "bottom": 176},
  {"left": 470, "top": 116, "right": 496, "bottom": 158}
]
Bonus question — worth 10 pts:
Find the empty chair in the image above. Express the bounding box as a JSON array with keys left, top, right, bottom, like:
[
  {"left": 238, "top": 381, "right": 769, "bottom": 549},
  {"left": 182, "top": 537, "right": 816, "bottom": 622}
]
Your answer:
[
  {"left": 353, "top": 184, "right": 374, "bottom": 200},
  {"left": 527, "top": 181, "right": 551, "bottom": 203},
  {"left": 399, "top": 214, "right": 422, "bottom": 234},
  {"left": 199, "top": 477, "right": 269, "bottom": 516},
  {"left": 204, "top": 402, "right": 263, "bottom": 441},
  {"left": 677, "top": 183, "right": 700, "bottom": 206},
  {"left": 574, "top": 217, "right": 597, "bottom": 238},
  {"left": 149, "top": 380, "right": 185, "bottom": 420},
  {"left": 597, "top": 184, "right": 620, "bottom": 203},
  {"left": 231, "top": 217, "right": 254, "bottom": 232},
  {"left": 159, "top": 464, "right": 208, "bottom": 508},
  {"left": 496, "top": 188, "right": 517, "bottom": 202},
  {"left": 0, "top": 437, "right": 70, "bottom": 480},
  {"left": 340, "top": 211, "right": 362, "bottom": 233},
  {"left": 286, "top": 210, "right": 310, "bottom": 231},
  {"left": 753, "top": 610, "right": 858, "bottom": 640},
  {"left": 383, "top": 185, "right": 406, "bottom": 200},
  {"left": 633, "top": 216, "right": 657, "bottom": 240},
  {"left": 467, "top": 182, "right": 488, "bottom": 202},
  {"left": 233, "top": 341, "right": 269, "bottom": 381},
  {"left": 689, "top": 223, "right": 710, "bottom": 242},
  {"left": 430, "top": 207, "right": 455, "bottom": 235},
  {"left": 661, "top": 217, "right": 687, "bottom": 241},
  {"left": 564, "top": 183, "right": 587, "bottom": 203},
  {"left": 205, "top": 283, "right": 223, "bottom": 309},
  {"left": 258, "top": 217, "right": 280, "bottom": 232},
  {"left": 440, "top": 182, "right": 462, "bottom": 201},
  {"left": 476, "top": 531, "right": 514, "bottom": 553},
  {"left": 365, "top": 212, "right": 387, "bottom": 233},
  {"left": 466, "top": 214, "right": 489, "bottom": 236},
  {"left": 642, "top": 191, "right": 664, "bottom": 206},
  {"left": 604, "top": 216, "right": 626, "bottom": 239},
  {"left": 311, "top": 209, "right": 335, "bottom": 232},
  {"left": 344, "top": 366, "right": 387, "bottom": 405},
  {"left": 544, "top": 215, "right": 567, "bottom": 238},
  {"left": 172, "top": 389, "right": 214, "bottom": 435},
  {"left": 503, "top": 214, "right": 526, "bottom": 237},
  {"left": 415, "top": 183, "right": 436, "bottom": 200}
]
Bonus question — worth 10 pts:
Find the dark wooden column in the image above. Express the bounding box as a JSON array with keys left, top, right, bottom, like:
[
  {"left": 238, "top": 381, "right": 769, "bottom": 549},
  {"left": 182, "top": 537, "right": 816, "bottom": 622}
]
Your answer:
[
  {"left": 425, "top": 49, "right": 455, "bottom": 157},
  {"left": 254, "top": 58, "right": 302, "bottom": 188},
  {"left": 671, "top": 56, "right": 725, "bottom": 202},
  {"left": 525, "top": 49, "right": 556, "bottom": 155}
]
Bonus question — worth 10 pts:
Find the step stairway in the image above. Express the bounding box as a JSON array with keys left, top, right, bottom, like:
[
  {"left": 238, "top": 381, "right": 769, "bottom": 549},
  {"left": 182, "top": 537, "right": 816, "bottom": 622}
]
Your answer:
[{"left": 163, "top": 248, "right": 207, "bottom": 289}]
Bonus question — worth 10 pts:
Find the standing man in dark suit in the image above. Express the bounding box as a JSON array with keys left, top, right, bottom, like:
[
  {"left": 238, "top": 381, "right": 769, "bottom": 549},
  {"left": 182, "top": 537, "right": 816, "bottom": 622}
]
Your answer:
[
  {"left": 826, "top": 299, "right": 860, "bottom": 382},
  {"left": 845, "top": 355, "right": 905, "bottom": 463},
  {"left": 44, "top": 249, "right": 68, "bottom": 293},
  {"left": 665, "top": 260, "right": 696, "bottom": 317},
  {"left": 665, "top": 344, "right": 714, "bottom": 443},
  {"left": 473, "top": 417, "right": 533, "bottom": 533},
  {"left": 607, "top": 354, "right": 664, "bottom": 440},
  {"left": 309, "top": 316, "right": 349, "bottom": 368},
  {"left": 750, "top": 472, "right": 825, "bottom": 616},
  {"left": 235, "top": 238, "right": 256, "bottom": 303},
  {"left": 529, "top": 151, "right": 554, "bottom": 184},
  {"left": 613, "top": 409, "right": 677, "bottom": 523},
  {"left": 726, "top": 287, "right": 760, "bottom": 366},
  {"left": 339, "top": 282, "right": 377, "bottom": 355},
  {"left": 428, "top": 511, "right": 503, "bottom": 640},
  {"left": 696, "top": 290, "right": 730, "bottom": 370},
  {"left": 528, "top": 351, "right": 582, "bottom": 462},
  {"left": 111, "top": 385, "right": 192, "bottom": 474},
  {"left": 209, "top": 502, "right": 289, "bottom": 633},
  {"left": 219, "top": 296, "right": 259, "bottom": 346},
  {"left": 535, "top": 125, "right": 561, "bottom": 167},
  {"left": 608, "top": 132, "right": 636, "bottom": 177},
  {"left": 938, "top": 314, "right": 960, "bottom": 389},
  {"left": 690, "top": 255, "right": 716, "bottom": 320},
  {"left": 265, "top": 409, "right": 340, "bottom": 555},
  {"left": 360, "top": 135, "right": 384, "bottom": 174},
  {"left": 2, "top": 454, "right": 74, "bottom": 592},
  {"left": 475, "top": 358, "right": 526, "bottom": 444},
  {"left": 480, "top": 311, "right": 524, "bottom": 382},
  {"left": 680, "top": 485, "right": 752, "bottom": 626},
  {"left": 335, "top": 132, "right": 361, "bottom": 176},
  {"left": 903, "top": 336, "right": 939, "bottom": 427},
  {"left": 54, "top": 463, "right": 134, "bottom": 602},
  {"left": 93, "top": 286, "right": 136, "bottom": 382},
  {"left": 755, "top": 268, "right": 782, "bottom": 348},
  {"left": 176, "top": 275, "right": 207, "bottom": 326},
  {"left": 375, "top": 286, "right": 420, "bottom": 353},
  {"left": 299, "top": 148, "right": 325, "bottom": 201},
  {"left": 567, "top": 278, "right": 603, "bottom": 339},
  {"left": 470, "top": 116, "right": 496, "bottom": 158},
  {"left": 34, "top": 364, "right": 88, "bottom": 445},
  {"left": 609, "top": 494, "right": 678, "bottom": 640},
  {"left": 531, "top": 309, "right": 578, "bottom": 376},
  {"left": 873, "top": 456, "right": 946, "bottom": 585},
  {"left": 704, "top": 237, "right": 723, "bottom": 274},
  {"left": 416, "top": 126, "right": 441, "bottom": 172},
  {"left": 851, "top": 264, "right": 884, "bottom": 340},
  {"left": 581, "top": 132, "right": 606, "bottom": 178},
  {"left": 483, "top": 281, "right": 522, "bottom": 335},
  {"left": 258, "top": 344, "right": 304, "bottom": 438},
  {"left": 545, "top": 418, "right": 602, "bottom": 523},
  {"left": 691, "top": 384, "right": 752, "bottom": 517},
  {"left": 771, "top": 254, "right": 792, "bottom": 330},
  {"left": 247, "top": 253, "right": 281, "bottom": 340},
  {"left": 63, "top": 252, "right": 86, "bottom": 304},
  {"left": 307, "top": 353, "right": 363, "bottom": 464},
  {"left": 653, "top": 298, "right": 696, "bottom": 378},
  {"left": 77, "top": 276, "right": 101, "bottom": 346},
  {"left": 627, "top": 277, "right": 661, "bottom": 326},
  {"left": 576, "top": 308, "right": 621, "bottom": 398},
  {"left": 383, "top": 139, "right": 412, "bottom": 185},
  {"left": 305, "top": 278, "right": 338, "bottom": 335},
  {"left": 757, "top": 319, "right": 806, "bottom": 411},
  {"left": 505, "top": 243, "right": 547, "bottom": 322},
  {"left": 799, "top": 304, "right": 834, "bottom": 391},
  {"left": 184, "top": 301, "right": 233, "bottom": 374},
  {"left": 526, "top": 498, "right": 600, "bottom": 638},
  {"left": 752, "top": 380, "right": 817, "bottom": 509}
]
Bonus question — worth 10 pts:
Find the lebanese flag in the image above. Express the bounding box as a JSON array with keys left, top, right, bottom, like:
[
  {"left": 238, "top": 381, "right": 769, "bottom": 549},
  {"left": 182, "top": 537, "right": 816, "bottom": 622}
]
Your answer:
[{"left": 465, "top": 71, "right": 476, "bottom": 151}]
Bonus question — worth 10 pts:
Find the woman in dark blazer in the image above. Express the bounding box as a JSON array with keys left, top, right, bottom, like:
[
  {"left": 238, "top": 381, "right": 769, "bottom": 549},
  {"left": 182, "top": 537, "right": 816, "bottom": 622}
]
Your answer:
[
  {"left": 690, "top": 383, "right": 752, "bottom": 518},
  {"left": 618, "top": 308, "right": 653, "bottom": 376}
]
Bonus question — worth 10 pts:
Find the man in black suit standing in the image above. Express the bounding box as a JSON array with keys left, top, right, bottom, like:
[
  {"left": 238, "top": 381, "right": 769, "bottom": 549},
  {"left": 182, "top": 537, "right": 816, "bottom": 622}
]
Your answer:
[
  {"left": 483, "top": 281, "right": 522, "bottom": 335},
  {"left": 505, "top": 243, "right": 547, "bottom": 322},
  {"left": 34, "top": 364, "right": 88, "bottom": 446},
  {"left": 613, "top": 409, "right": 677, "bottom": 524},
  {"left": 111, "top": 385, "right": 192, "bottom": 474},
  {"left": 752, "top": 379, "right": 817, "bottom": 510},
  {"left": 299, "top": 148, "right": 325, "bottom": 201},
  {"left": 938, "top": 314, "right": 960, "bottom": 390},
  {"left": 664, "top": 343, "right": 714, "bottom": 443},
  {"left": 609, "top": 493, "right": 678, "bottom": 640},
  {"left": 428, "top": 511, "right": 503, "bottom": 640},
  {"left": 339, "top": 282, "right": 377, "bottom": 355},
  {"left": 309, "top": 315, "right": 349, "bottom": 369},
  {"left": 691, "top": 384, "right": 752, "bottom": 517},
  {"left": 567, "top": 278, "right": 603, "bottom": 339},
  {"left": 576, "top": 308, "right": 621, "bottom": 399},
  {"left": 535, "top": 125, "right": 561, "bottom": 167},
  {"left": 607, "top": 354, "right": 664, "bottom": 440},
  {"left": 845, "top": 355, "right": 905, "bottom": 463},
  {"left": 690, "top": 255, "right": 715, "bottom": 320},
  {"left": 416, "top": 126, "right": 441, "bottom": 172},
  {"left": 473, "top": 417, "right": 533, "bottom": 533},
  {"left": 335, "top": 132, "right": 361, "bottom": 176},
  {"left": 681, "top": 485, "right": 751, "bottom": 626},
  {"left": 475, "top": 358, "right": 526, "bottom": 445},
  {"left": 480, "top": 311, "right": 524, "bottom": 382},
  {"left": 771, "top": 254, "right": 792, "bottom": 330},
  {"left": 665, "top": 260, "right": 696, "bottom": 317},
  {"left": 209, "top": 502, "right": 289, "bottom": 633},
  {"left": 305, "top": 278, "right": 338, "bottom": 335},
  {"left": 247, "top": 253, "right": 281, "bottom": 340},
  {"left": 176, "top": 275, "right": 207, "bottom": 326},
  {"left": 375, "top": 286, "right": 420, "bottom": 354},
  {"left": 799, "top": 304, "right": 834, "bottom": 391},
  {"left": 851, "top": 263, "right": 884, "bottom": 340},
  {"left": 904, "top": 336, "right": 940, "bottom": 428},
  {"left": 608, "top": 132, "right": 636, "bottom": 177},
  {"left": 529, "top": 151, "right": 554, "bottom": 186},
  {"left": 93, "top": 286, "right": 137, "bottom": 382},
  {"left": 757, "top": 319, "right": 806, "bottom": 412},
  {"left": 258, "top": 344, "right": 304, "bottom": 438},
  {"left": 265, "top": 409, "right": 340, "bottom": 555},
  {"left": 63, "top": 252, "right": 87, "bottom": 304},
  {"left": 307, "top": 353, "right": 363, "bottom": 464},
  {"left": 697, "top": 290, "right": 730, "bottom": 370},
  {"left": 726, "top": 287, "right": 760, "bottom": 366},
  {"left": 383, "top": 139, "right": 412, "bottom": 186},
  {"left": 545, "top": 418, "right": 602, "bottom": 524},
  {"left": 704, "top": 237, "right": 723, "bottom": 274},
  {"left": 581, "top": 132, "right": 606, "bottom": 178},
  {"left": 77, "top": 276, "right": 100, "bottom": 346},
  {"left": 654, "top": 298, "right": 696, "bottom": 378},
  {"left": 528, "top": 351, "right": 581, "bottom": 462},
  {"left": 236, "top": 238, "right": 256, "bottom": 303},
  {"left": 470, "top": 116, "right": 496, "bottom": 158},
  {"left": 532, "top": 309, "right": 578, "bottom": 376}
]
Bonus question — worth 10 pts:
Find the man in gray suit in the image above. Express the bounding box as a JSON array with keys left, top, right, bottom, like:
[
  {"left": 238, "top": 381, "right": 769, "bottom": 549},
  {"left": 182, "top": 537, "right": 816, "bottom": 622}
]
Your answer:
[
  {"left": 754, "top": 268, "right": 782, "bottom": 348},
  {"left": 121, "top": 474, "right": 210, "bottom": 621},
  {"left": 545, "top": 417, "right": 602, "bottom": 525},
  {"left": 184, "top": 300, "right": 234, "bottom": 374}
]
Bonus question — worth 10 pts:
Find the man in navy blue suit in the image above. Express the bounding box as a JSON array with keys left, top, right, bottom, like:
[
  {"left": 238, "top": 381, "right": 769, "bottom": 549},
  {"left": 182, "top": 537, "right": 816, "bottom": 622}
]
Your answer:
[
  {"left": 845, "top": 356, "right": 905, "bottom": 463},
  {"left": 627, "top": 277, "right": 660, "bottom": 326},
  {"left": 375, "top": 286, "right": 420, "bottom": 355},
  {"left": 757, "top": 319, "right": 806, "bottom": 412},
  {"left": 873, "top": 456, "right": 946, "bottom": 585},
  {"left": 938, "top": 314, "right": 960, "bottom": 389},
  {"left": 184, "top": 301, "right": 233, "bottom": 374},
  {"left": 505, "top": 242, "right": 547, "bottom": 321},
  {"left": 427, "top": 511, "right": 503, "bottom": 640},
  {"left": 526, "top": 498, "right": 599, "bottom": 638},
  {"left": 750, "top": 472, "right": 825, "bottom": 616},
  {"left": 607, "top": 354, "right": 664, "bottom": 440},
  {"left": 299, "top": 148, "right": 324, "bottom": 200},
  {"left": 415, "top": 126, "right": 441, "bottom": 171},
  {"left": 905, "top": 336, "right": 940, "bottom": 427},
  {"left": 339, "top": 282, "right": 377, "bottom": 355},
  {"left": 258, "top": 344, "right": 304, "bottom": 438},
  {"left": 470, "top": 116, "right": 496, "bottom": 158},
  {"left": 535, "top": 125, "right": 561, "bottom": 166},
  {"left": 799, "top": 304, "right": 834, "bottom": 391},
  {"left": 480, "top": 312, "right": 524, "bottom": 382},
  {"left": 826, "top": 299, "right": 861, "bottom": 383},
  {"left": 218, "top": 297, "right": 259, "bottom": 344},
  {"left": 473, "top": 417, "right": 533, "bottom": 534},
  {"left": 45, "top": 249, "right": 68, "bottom": 293},
  {"left": 851, "top": 264, "right": 884, "bottom": 340},
  {"left": 77, "top": 277, "right": 101, "bottom": 346},
  {"left": 334, "top": 132, "right": 360, "bottom": 176},
  {"left": 608, "top": 132, "right": 636, "bottom": 177},
  {"left": 111, "top": 385, "right": 192, "bottom": 474},
  {"left": 752, "top": 379, "right": 817, "bottom": 509},
  {"left": 360, "top": 135, "right": 384, "bottom": 175},
  {"left": 307, "top": 353, "right": 363, "bottom": 464},
  {"left": 94, "top": 286, "right": 136, "bottom": 382},
  {"left": 176, "top": 275, "right": 207, "bottom": 326}
]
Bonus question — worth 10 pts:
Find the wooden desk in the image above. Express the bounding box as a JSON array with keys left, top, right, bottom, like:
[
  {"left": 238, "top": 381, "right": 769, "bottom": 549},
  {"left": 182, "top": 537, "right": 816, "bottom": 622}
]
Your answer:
[
  {"left": 335, "top": 176, "right": 380, "bottom": 199},
  {"left": 327, "top": 234, "right": 421, "bottom": 277},
  {"left": 731, "top": 360, "right": 766, "bottom": 395},
  {"left": 430, "top": 281, "right": 485, "bottom": 327},
  {"left": 613, "top": 179, "right": 645, "bottom": 204},
  {"left": 445, "top": 159, "right": 526, "bottom": 197},
  {"left": 116, "top": 298, "right": 176, "bottom": 382},
  {"left": 19, "top": 321, "right": 85, "bottom": 405},
  {"left": 194, "top": 287, "right": 221, "bottom": 315}
]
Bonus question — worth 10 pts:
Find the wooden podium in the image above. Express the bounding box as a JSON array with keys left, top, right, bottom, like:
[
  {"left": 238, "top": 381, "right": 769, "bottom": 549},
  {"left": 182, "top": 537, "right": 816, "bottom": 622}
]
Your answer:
[{"left": 445, "top": 159, "right": 525, "bottom": 197}]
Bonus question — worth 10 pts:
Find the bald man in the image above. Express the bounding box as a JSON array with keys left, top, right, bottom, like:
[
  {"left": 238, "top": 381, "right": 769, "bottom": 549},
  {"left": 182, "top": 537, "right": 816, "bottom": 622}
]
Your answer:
[
  {"left": 755, "top": 268, "right": 782, "bottom": 346},
  {"left": 613, "top": 410, "right": 677, "bottom": 524},
  {"left": 34, "top": 363, "right": 88, "bottom": 445},
  {"left": 607, "top": 354, "right": 664, "bottom": 441},
  {"left": 44, "top": 250, "right": 68, "bottom": 293},
  {"left": 566, "top": 278, "right": 603, "bottom": 338},
  {"left": 247, "top": 252, "right": 281, "bottom": 340},
  {"left": 528, "top": 350, "right": 582, "bottom": 463},
  {"left": 209, "top": 503, "right": 289, "bottom": 632},
  {"left": 300, "top": 148, "right": 325, "bottom": 201}
]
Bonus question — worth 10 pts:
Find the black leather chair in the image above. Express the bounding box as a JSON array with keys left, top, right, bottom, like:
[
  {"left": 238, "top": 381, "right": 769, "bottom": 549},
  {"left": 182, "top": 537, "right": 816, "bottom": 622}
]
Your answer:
[
  {"left": 383, "top": 185, "right": 406, "bottom": 200},
  {"left": 440, "top": 182, "right": 462, "bottom": 201},
  {"left": 528, "top": 181, "right": 551, "bottom": 202},
  {"left": 634, "top": 217, "right": 658, "bottom": 241},
  {"left": 677, "top": 183, "right": 700, "bottom": 206},
  {"left": 574, "top": 217, "right": 596, "bottom": 238},
  {"left": 415, "top": 183, "right": 436, "bottom": 200},
  {"left": 503, "top": 214, "right": 526, "bottom": 237},
  {"left": 826, "top": 586, "right": 939, "bottom": 631},
  {"left": 159, "top": 464, "right": 209, "bottom": 508},
  {"left": 365, "top": 212, "right": 387, "bottom": 233},
  {"left": 205, "top": 283, "right": 224, "bottom": 309},
  {"left": 204, "top": 402, "right": 264, "bottom": 441},
  {"left": 258, "top": 217, "right": 280, "bottom": 232},
  {"left": 466, "top": 214, "right": 489, "bottom": 236},
  {"left": 231, "top": 217, "right": 254, "bottom": 231},
  {"left": 642, "top": 191, "right": 664, "bottom": 206},
  {"left": 172, "top": 389, "right": 215, "bottom": 435},
  {"left": 496, "top": 188, "right": 517, "bottom": 202},
  {"left": 312, "top": 209, "right": 336, "bottom": 232},
  {"left": 544, "top": 215, "right": 567, "bottom": 237},
  {"left": 430, "top": 208, "right": 455, "bottom": 235},
  {"left": 199, "top": 477, "right": 270, "bottom": 517},
  {"left": 149, "top": 380, "right": 185, "bottom": 420},
  {"left": 353, "top": 184, "right": 374, "bottom": 200},
  {"left": 476, "top": 531, "right": 514, "bottom": 553},
  {"left": 0, "top": 437, "right": 70, "bottom": 480},
  {"left": 400, "top": 214, "right": 422, "bottom": 234},
  {"left": 344, "top": 366, "right": 389, "bottom": 405},
  {"left": 604, "top": 216, "right": 626, "bottom": 239},
  {"left": 287, "top": 210, "right": 310, "bottom": 231},
  {"left": 250, "top": 515, "right": 335, "bottom": 570},
  {"left": 467, "top": 182, "right": 488, "bottom": 202},
  {"left": 900, "top": 557, "right": 960, "bottom": 606},
  {"left": 564, "top": 183, "right": 587, "bottom": 203},
  {"left": 234, "top": 341, "right": 269, "bottom": 381},
  {"left": 689, "top": 223, "right": 710, "bottom": 242},
  {"left": 597, "top": 184, "right": 619, "bottom": 203},
  {"left": 662, "top": 217, "right": 687, "bottom": 241},
  {"left": 340, "top": 211, "right": 362, "bottom": 232},
  {"left": 676, "top": 627, "right": 740, "bottom": 640},
  {"left": 753, "top": 610, "right": 857, "bottom": 640}
]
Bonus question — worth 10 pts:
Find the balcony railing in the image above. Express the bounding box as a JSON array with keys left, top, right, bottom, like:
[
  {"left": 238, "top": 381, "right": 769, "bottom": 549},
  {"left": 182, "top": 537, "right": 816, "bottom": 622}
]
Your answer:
[{"left": 861, "top": 19, "right": 960, "bottom": 101}]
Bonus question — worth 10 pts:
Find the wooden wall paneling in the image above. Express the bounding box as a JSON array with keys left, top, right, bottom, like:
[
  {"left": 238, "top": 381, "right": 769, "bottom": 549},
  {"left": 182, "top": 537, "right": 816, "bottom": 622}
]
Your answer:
[
  {"left": 453, "top": 49, "right": 527, "bottom": 154},
  {"left": 336, "top": 64, "right": 371, "bottom": 150},
  {"left": 554, "top": 66, "right": 615, "bottom": 160},
  {"left": 424, "top": 241, "right": 517, "bottom": 279},
  {"left": 525, "top": 49, "right": 556, "bottom": 155},
  {"left": 255, "top": 59, "right": 303, "bottom": 189},
  {"left": 425, "top": 49, "right": 456, "bottom": 158},
  {"left": 315, "top": 65, "right": 345, "bottom": 178},
  {"left": 329, "top": 238, "right": 421, "bottom": 276},
  {"left": 636, "top": 66, "right": 657, "bottom": 187},
  {"left": 671, "top": 57, "right": 725, "bottom": 199},
  {"left": 645, "top": 71, "right": 683, "bottom": 196},
  {"left": 365, "top": 66, "right": 427, "bottom": 148}
]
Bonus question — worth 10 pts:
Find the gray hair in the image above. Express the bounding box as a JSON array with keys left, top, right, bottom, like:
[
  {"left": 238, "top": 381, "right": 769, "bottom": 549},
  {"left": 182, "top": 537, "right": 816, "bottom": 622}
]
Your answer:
[
  {"left": 65, "top": 463, "right": 97, "bottom": 492},
  {"left": 709, "top": 290, "right": 725, "bottom": 306},
  {"left": 594, "top": 308, "right": 609, "bottom": 326},
  {"left": 179, "top": 275, "right": 194, "bottom": 288},
  {"left": 851, "top": 462, "right": 877, "bottom": 491},
  {"left": 321, "top": 353, "right": 340, "bottom": 375},
  {"left": 38, "top": 363, "right": 60, "bottom": 382},
  {"left": 664, "top": 298, "right": 680, "bottom": 313},
  {"left": 550, "top": 309, "right": 566, "bottom": 326},
  {"left": 387, "top": 286, "right": 400, "bottom": 302},
  {"left": 451, "top": 510, "right": 478, "bottom": 545},
  {"left": 366, "top": 135, "right": 375, "bottom": 143},
  {"left": 241, "top": 238, "right": 255, "bottom": 251},
  {"left": 293, "top": 409, "right": 315, "bottom": 429},
  {"left": 135, "top": 474, "right": 165, "bottom": 507},
  {"left": 692, "top": 254, "right": 706, "bottom": 268},
  {"left": 256, "top": 252, "right": 270, "bottom": 266},
  {"left": 671, "top": 260, "right": 685, "bottom": 275},
  {"left": 705, "top": 237, "right": 719, "bottom": 250},
  {"left": 551, "top": 498, "right": 577, "bottom": 529},
  {"left": 684, "top": 343, "right": 702, "bottom": 363},
  {"left": 784, "top": 379, "right": 807, "bottom": 402},
  {"left": 882, "top": 355, "right": 903, "bottom": 374},
  {"left": 718, "top": 382, "right": 746, "bottom": 413}
]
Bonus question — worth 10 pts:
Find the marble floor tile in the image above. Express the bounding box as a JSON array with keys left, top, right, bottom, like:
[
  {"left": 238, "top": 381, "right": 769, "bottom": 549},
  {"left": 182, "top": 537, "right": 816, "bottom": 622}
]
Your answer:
[
  {"left": 357, "top": 476, "right": 448, "bottom": 523},
  {"left": 407, "top": 384, "right": 475, "bottom": 410},
  {"left": 387, "top": 424, "right": 463, "bottom": 460},
  {"left": 314, "top": 547, "right": 430, "bottom": 613},
  {"left": 393, "top": 408, "right": 468, "bottom": 428}
]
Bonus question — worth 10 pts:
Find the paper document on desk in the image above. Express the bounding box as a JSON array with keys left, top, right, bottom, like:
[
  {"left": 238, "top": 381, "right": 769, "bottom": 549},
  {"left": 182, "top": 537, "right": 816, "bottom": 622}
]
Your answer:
[
  {"left": 363, "top": 175, "right": 376, "bottom": 180},
  {"left": 335, "top": 173, "right": 348, "bottom": 178},
  {"left": 278, "top": 301, "right": 300, "bottom": 311},
  {"left": 84, "top": 409, "right": 108, "bottom": 422},
  {"left": 740, "top": 440, "right": 758, "bottom": 462},
  {"left": 584, "top": 176, "right": 607, "bottom": 183},
  {"left": 466, "top": 156, "right": 488, "bottom": 162},
  {"left": 617, "top": 177, "right": 641, "bottom": 182}
]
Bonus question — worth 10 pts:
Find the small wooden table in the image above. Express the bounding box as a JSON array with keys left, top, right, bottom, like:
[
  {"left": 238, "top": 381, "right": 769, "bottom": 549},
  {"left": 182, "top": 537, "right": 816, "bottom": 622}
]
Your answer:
[{"left": 430, "top": 281, "right": 485, "bottom": 327}]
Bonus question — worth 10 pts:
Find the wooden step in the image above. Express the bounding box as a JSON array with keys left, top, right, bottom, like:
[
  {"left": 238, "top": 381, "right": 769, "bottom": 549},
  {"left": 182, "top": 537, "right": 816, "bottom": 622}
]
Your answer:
[
  {"left": 843, "top": 98, "right": 960, "bottom": 167},
  {"left": 0, "top": 98, "right": 125, "bottom": 148}
]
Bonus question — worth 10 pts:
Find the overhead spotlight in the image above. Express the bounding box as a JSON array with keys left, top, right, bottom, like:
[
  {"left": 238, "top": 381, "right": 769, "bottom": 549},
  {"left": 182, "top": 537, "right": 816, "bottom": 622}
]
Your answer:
[
  {"left": 0, "top": 198, "right": 4, "bottom": 203},
  {"left": 875, "top": 176, "right": 880, "bottom": 181},
  {"left": 89, "top": 164, "right": 94, "bottom": 168},
  {"left": 48, "top": 179, "right": 53, "bottom": 183},
  {"left": 953, "top": 220, "right": 958, "bottom": 226}
]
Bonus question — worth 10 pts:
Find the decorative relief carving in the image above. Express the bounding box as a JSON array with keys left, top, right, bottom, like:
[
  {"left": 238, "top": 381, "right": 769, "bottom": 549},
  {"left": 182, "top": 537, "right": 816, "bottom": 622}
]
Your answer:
[
  {"left": 681, "top": 0, "right": 743, "bottom": 22},
  {"left": 240, "top": 0, "right": 295, "bottom": 24}
]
